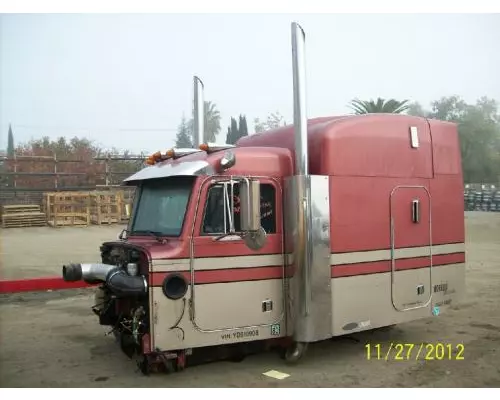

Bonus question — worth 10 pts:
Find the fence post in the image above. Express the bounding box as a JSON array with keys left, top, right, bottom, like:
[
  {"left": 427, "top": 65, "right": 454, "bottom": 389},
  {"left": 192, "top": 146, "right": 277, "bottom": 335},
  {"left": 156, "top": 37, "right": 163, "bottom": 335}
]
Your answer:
[
  {"left": 105, "top": 154, "right": 110, "bottom": 186},
  {"left": 54, "top": 153, "right": 58, "bottom": 190},
  {"left": 13, "top": 152, "right": 17, "bottom": 189}
]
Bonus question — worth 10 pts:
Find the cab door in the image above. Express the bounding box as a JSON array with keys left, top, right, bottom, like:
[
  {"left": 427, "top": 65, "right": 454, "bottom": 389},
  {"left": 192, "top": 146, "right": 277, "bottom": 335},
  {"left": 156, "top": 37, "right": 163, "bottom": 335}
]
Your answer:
[{"left": 189, "top": 176, "right": 285, "bottom": 333}]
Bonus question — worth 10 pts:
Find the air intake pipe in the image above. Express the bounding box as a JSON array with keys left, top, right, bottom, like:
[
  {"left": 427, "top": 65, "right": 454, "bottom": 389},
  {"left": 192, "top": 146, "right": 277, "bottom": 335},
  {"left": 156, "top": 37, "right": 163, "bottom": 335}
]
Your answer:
[{"left": 62, "top": 263, "right": 147, "bottom": 296}]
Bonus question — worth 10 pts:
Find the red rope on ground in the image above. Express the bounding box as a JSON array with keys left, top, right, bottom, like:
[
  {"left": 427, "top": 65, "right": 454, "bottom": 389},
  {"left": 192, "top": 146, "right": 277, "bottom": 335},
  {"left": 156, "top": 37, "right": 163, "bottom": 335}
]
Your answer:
[{"left": 0, "top": 277, "right": 97, "bottom": 294}]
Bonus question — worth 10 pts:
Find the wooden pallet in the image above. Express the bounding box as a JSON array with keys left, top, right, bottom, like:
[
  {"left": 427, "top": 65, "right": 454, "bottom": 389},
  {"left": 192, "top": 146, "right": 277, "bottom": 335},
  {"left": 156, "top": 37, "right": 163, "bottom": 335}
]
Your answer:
[
  {"left": 90, "top": 191, "right": 123, "bottom": 225},
  {"left": 1, "top": 204, "right": 47, "bottom": 228},
  {"left": 2, "top": 204, "right": 41, "bottom": 215},
  {"left": 47, "top": 217, "right": 89, "bottom": 227},
  {"left": 44, "top": 192, "right": 91, "bottom": 227}
]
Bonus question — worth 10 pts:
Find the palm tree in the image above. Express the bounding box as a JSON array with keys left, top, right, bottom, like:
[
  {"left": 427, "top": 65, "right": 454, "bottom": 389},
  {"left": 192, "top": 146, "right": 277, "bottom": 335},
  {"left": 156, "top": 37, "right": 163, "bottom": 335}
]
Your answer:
[
  {"left": 349, "top": 98, "right": 410, "bottom": 115},
  {"left": 188, "top": 100, "right": 222, "bottom": 143},
  {"left": 204, "top": 101, "right": 221, "bottom": 142}
]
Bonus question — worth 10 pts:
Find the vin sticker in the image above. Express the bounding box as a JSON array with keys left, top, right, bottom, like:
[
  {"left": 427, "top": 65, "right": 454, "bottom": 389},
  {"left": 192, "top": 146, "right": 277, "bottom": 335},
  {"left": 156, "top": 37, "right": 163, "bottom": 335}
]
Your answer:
[{"left": 221, "top": 330, "right": 259, "bottom": 340}]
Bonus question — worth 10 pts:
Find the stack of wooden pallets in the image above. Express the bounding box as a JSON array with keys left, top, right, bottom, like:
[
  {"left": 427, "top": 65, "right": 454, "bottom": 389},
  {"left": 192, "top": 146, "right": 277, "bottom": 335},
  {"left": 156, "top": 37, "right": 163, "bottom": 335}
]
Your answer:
[
  {"left": 90, "top": 191, "right": 122, "bottom": 225},
  {"left": 41, "top": 189, "right": 130, "bottom": 227},
  {"left": 43, "top": 192, "right": 91, "bottom": 227},
  {"left": 1, "top": 204, "right": 47, "bottom": 228}
]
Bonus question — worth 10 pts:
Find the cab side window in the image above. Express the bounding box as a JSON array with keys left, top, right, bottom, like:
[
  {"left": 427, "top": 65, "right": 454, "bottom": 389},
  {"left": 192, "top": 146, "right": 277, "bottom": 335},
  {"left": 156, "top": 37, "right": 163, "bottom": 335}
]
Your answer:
[{"left": 201, "top": 182, "right": 277, "bottom": 235}]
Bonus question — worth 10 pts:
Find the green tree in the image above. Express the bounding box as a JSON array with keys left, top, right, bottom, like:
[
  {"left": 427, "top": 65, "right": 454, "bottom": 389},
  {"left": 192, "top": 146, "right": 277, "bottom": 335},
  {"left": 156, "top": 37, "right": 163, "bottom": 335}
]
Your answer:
[
  {"left": 225, "top": 114, "right": 249, "bottom": 144},
  {"left": 406, "top": 102, "right": 428, "bottom": 118},
  {"left": 13, "top": 136, "right": 144, "bottom": 187},
  {"left": 204, "top": 101, "right": 221, "bottom": 142},
  {"left": 349, "top": 98, "right": 410, "bottom": 114},
  {"left": 225, "top": 117, "right": 239, "bottom": 145},
  {"left": 7, "top": 124, "right": 14, "bottom": 156},
  {"left": 175, "top": 115, "right": 193, "bottom": 148},
  {"left": 254, "top": 112, "right": 286, "bottom": 133},
  {"left": 410, "top": 96, "right": 500, "bottom": 183},
  {"left": 424, "top": 96, "right": 469, "bottom": 121},
  {"left": 238, "top": 114, "right": 248, "bottom": 139},
  {"left": 187, "top": 100, "right": 221, "bottom": 143}
]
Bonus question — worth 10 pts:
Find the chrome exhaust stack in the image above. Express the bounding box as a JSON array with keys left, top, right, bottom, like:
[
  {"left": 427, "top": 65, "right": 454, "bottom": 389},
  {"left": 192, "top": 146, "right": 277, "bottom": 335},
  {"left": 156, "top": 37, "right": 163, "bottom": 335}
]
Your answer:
[
  {"left": 284, "top": 22, "right": 333, "bottom": 357},
  {"left": 291, "top": 22, "right": 309, "bottom": 178},
  {"left": 193, "top": 76, "right": 205, "bottom": 148}
]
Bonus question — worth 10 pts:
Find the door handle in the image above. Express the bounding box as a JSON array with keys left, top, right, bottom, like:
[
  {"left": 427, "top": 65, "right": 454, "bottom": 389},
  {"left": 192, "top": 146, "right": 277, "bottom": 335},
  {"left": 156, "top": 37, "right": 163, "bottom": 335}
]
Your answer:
[{"left": 412, "top": 199, "right": 420, "bottom": 223}]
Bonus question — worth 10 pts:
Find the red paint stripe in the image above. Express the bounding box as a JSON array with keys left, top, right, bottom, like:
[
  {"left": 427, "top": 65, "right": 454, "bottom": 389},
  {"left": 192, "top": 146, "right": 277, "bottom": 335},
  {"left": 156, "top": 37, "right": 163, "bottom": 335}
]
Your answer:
[
  {"left": 0, "top": 277, "right": 97, "bottom": 294},
  {"left": 150, "top": 266, "right": 284, "bottom": 286},
  {"left": 0, "top": 252, "right": 466, "bottom": 293},
  {"left": 151, "top": 253, "right": 465, "bottom": 285},
  {"left": 331, "top": 252, "right": 465, "bottom": 278}
]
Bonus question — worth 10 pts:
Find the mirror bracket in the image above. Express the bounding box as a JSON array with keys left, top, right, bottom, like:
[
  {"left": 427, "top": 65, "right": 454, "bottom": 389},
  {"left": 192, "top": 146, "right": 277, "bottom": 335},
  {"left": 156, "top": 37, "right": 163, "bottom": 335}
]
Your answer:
[
  {"left": 118, "top": 229, "right": 128, "bottom": 240},
  {"left": 210, "top": 176, "right": 265, "bottom": 250}
]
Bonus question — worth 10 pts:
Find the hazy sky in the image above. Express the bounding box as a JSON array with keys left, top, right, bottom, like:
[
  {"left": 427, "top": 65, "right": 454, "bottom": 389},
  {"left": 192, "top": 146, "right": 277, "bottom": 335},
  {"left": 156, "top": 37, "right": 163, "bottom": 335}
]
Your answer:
[{"left": 1, "top": 13, "right": 499, "bottom": 154}]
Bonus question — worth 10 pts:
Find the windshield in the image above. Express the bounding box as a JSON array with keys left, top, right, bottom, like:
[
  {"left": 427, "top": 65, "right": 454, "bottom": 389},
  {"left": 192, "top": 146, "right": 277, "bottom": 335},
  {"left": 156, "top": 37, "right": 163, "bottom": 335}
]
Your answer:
[{"left": 130, "top": 176, "right": 195, "bottom": 237}]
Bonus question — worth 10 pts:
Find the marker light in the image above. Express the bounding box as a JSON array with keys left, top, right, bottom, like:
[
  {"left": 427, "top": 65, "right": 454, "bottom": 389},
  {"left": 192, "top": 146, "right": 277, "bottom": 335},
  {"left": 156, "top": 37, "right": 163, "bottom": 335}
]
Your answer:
[
  {"left": 165, "top": 148, "right": 175, "bottom": 158},
  {"left": 145, "top": 151, "right": 162, "bottom": 165},
  {"left": 146, "top": 148, "right": 204, "bottom": 165},
  {"left": 168, "top": 148, "right": 203, "bottom": 158},
  {"left": 199, "top": 143, "right": 209, "bottom": 152},
  {"left": 199, "top": 143, "right": 236, "bottom": 154}
]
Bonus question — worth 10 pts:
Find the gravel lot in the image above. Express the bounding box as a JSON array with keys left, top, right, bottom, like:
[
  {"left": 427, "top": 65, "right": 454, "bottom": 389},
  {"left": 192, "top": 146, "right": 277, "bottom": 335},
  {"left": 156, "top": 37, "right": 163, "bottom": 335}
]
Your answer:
[{"left": 0, "top": 212, "right": 499, "bottom": 388}]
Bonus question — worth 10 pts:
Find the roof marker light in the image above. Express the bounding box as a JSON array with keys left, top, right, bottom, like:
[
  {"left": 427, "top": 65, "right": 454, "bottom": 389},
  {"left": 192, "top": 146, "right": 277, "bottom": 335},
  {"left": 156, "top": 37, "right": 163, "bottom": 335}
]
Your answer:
[
  {"left": 199, "top": 143, "right": 236, "bottom": 154},
  {"left": 145, "top": 148, "right": 204, "bottom": 165},
  {"left": 165, "top": 149, "right": 175, "bottom": 158}
]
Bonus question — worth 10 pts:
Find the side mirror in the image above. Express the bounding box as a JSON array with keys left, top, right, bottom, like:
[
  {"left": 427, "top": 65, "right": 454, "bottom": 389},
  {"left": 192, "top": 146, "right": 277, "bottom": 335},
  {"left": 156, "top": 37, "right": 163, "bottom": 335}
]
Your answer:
[
  {"left": 214, "top": 178, "right": 266, "bottom": 250},
  {"left": 239, "top": 178, "right": 267, "bottom": 251},
  {"left": 240, "top": 178, "right": 261, "bottom": 232}
]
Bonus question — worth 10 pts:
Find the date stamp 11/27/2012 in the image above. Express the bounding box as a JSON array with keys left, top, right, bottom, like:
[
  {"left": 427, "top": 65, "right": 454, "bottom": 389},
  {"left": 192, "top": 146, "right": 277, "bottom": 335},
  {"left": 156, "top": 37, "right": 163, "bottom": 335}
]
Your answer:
[{"left": 365, "top": 343, "right": 465, "bottom": 361}]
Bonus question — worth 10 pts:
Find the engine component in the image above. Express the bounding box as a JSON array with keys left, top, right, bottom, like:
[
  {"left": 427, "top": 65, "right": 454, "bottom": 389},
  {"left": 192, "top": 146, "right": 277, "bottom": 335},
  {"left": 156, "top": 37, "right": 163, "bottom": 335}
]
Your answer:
[
  {"left": 106, "top": 269, "right": 148, "bottom": 297},
  {"left": 127, "top": 263, "right": 139, "bottom": 276},
  {"left": 62, "top": 263, "right": 148, "bottom": 297},
  {"left": 132, "top": 306, "right": 146, "bottom": 342},
  {"left": 63, "top": 263, "right": 116, "bottom": 283}
]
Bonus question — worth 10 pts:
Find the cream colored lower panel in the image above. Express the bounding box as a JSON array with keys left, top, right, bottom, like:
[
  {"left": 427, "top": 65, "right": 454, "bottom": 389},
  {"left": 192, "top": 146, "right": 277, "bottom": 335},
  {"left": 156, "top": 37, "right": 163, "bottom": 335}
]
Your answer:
[
  {"left": 150, "top": 264, "right": 466, "bottom": 350},
  {"left": 392, "top": 267, "right": 432, "bottom": 310},
  {"left": 151, "top": 279, "right": 286, "bottom": 351},
  {"left": 193, "top": 279, "right": 284, "bottom": 330},
  {"left": 331, "top": 263, "right": 465, "bottom": 336}
]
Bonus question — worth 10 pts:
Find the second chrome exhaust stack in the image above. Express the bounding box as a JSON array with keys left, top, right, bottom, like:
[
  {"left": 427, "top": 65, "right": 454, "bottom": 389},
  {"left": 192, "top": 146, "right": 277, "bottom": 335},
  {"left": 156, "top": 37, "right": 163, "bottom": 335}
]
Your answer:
[
  {"left": 193, "top": 76, "right": 205, "bottom": 148},
  {"left": 291, "top": 22, "right": 309, "bottom": 177}
]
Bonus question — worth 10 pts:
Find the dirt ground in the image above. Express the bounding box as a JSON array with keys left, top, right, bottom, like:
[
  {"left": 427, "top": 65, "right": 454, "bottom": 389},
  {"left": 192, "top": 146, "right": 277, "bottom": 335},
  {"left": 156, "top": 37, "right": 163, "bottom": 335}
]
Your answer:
[
  {"left": 0, "top": 212, "right": 499, "bottom": 388},
  {"left": 0, "top": 225, "right": 128, "bottom": 280}
]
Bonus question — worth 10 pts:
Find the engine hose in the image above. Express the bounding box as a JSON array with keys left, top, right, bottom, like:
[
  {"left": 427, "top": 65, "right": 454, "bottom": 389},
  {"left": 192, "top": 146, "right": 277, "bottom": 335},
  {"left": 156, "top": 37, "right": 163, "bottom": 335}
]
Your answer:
[
  {"left": 105, "top": 268, "right": 148, "bottom": 297},
  {"left": 63, "top": 263, "right": 116, "bottom": 283},
  {"left": 62, "top": 263, "right": 147, "bottom": 297}
]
